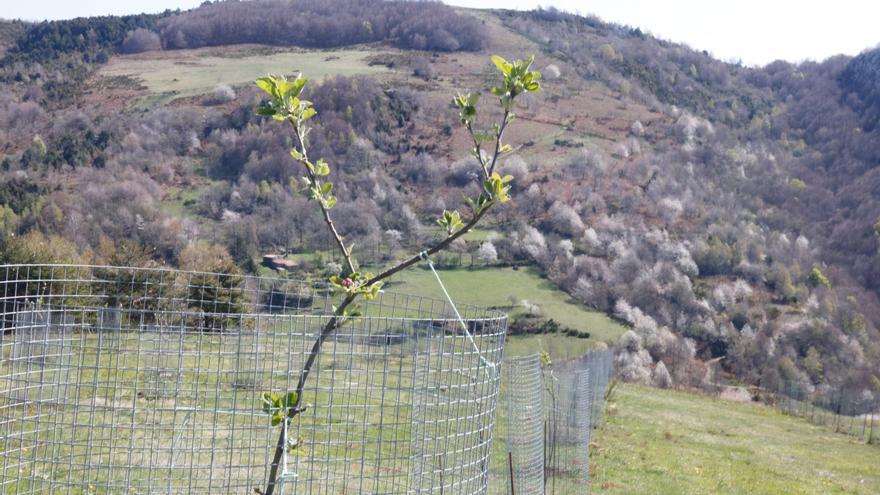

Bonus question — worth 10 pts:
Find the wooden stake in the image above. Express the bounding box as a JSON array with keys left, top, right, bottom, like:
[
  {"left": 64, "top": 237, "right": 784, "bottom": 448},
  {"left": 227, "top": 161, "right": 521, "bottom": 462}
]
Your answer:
[{"left": 508, "top": 451, "right": 516, "bottom": 495}]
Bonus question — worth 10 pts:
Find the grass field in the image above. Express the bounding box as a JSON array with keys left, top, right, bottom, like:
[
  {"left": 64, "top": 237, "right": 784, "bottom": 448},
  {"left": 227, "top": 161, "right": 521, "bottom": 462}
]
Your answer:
[
  {"left": 255, "top": 252, "right": 624, "bottom": 355},
  {"left": 504, "top": 333, "right": 596, "bottom": 361},
  {"left": 591, "top": 384, "right": 880, "bottom": 494},
  {"left": 98, "top": 45, "right": 391, "bottom": 107},
  {"left": 384, "top": 265, "right": 627, "bottom": 344}
]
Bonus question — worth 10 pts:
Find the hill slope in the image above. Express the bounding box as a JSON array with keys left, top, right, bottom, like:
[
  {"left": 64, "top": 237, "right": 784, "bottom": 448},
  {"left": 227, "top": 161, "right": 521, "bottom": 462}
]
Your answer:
[
  {"left": 0, "top": 1, "right": 878, "bottom": 400},
  {"left": 593, "top": 384, "right": 880, "bottom": 494},
  {"left": 386, "top": 265, "right": 627, "bottom": 342}
]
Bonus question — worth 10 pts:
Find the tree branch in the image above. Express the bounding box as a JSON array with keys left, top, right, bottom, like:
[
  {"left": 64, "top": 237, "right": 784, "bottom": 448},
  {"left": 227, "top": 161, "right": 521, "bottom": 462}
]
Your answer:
[
  {"left": 291, "top": 124, "right": 356, "bottom": 275},
  {"left": 488, "top": 109, "right": 510, "bottom": 176},
  {"left": 465, "top": 122, "right": 490, "bottom": 179},
  {"left": 257, "top": 55, "right": 541, "bottom": 494},
  {"left": 264, "top": 293, "right": 356, "bottom": 495},
  {"left": 366, "top": 102, "right": 513, "bottom": 287},
  {"left": 366, "top": 206, "right": 489, "bottom": 287},
  {"left": 266, "top": 104, "right": 501, "bottom": 494}
]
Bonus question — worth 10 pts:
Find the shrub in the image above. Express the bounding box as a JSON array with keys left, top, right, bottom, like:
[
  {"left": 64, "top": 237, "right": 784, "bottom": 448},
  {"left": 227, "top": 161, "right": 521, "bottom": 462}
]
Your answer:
[
  {"left": 807, "top": 265, "right": 831, "bottom": 289},
  {"left": 208, "top": 84, "right": 236, "bottom": 104},
  {"left": 693, "top": 237, "right": 740, "bottom": 276},
  {"left": 178, "top": 241, "right": 246, "bottom": 331},
  {"left": 653, "top": 361, "right": 672, "bottom": 388},
  {"left": 120, "top": 28, "right": 162, "bottom": 54},
  {"left": 411, "top": 56, "right": 435, "bottom": 80}
]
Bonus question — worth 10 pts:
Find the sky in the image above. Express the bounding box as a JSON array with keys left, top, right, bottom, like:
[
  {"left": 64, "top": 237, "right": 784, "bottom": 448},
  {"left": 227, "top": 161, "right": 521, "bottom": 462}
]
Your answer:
[{"left": 4, "top": 0, "right": 879, "bottom": 66}]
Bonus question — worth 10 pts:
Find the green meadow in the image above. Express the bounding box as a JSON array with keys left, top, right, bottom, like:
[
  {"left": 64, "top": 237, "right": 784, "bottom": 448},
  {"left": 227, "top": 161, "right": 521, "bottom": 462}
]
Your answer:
[
  {"left": 99, "top": 46, "right": 390, "bottom": 106},
  {"left": 591, "top": 384, "right": 880, "bottom": 494}
]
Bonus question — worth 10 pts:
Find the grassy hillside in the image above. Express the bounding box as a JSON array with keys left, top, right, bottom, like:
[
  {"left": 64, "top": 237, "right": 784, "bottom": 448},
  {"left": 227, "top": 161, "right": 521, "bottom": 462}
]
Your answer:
[
  {"left": 592, "top": 384, "right": 880, "bottom": 494},
  {"left": 96, "top": 45, "right": 390, "bottom": 106},
  {"left": 3, "top": 1, "right": 879, "bottom": 410},
  {"left": 504, "top": 333, "right": 596, "bottom": 361},
  {"left": 384, "top": 265, "right": 628, "bottom": 344}
]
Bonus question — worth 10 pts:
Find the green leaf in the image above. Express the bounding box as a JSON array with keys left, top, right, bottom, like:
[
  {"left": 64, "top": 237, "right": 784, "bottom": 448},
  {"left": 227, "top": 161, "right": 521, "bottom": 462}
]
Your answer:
[
  {"left": 474, "top": 130, "right": 493, "bottom": 144},
  {"left": 314, "top": 159, "right": 330, "bottom": 176},
  {"left": 287, "top": 436, "right": 306, "bottom": 455},
  {"left": 491, "top": 55, "right": 511, "bottom": 75},
  {"left": 363, "top": 281, "right": 383, "bottom": 302},
  {"left": 271, "top": 411, "right": 283, "bottom": 426},
  {"left": 255, "top": 77, "right": 277, "bottom": 97},
  {"left": 289, "top": 76, "right": 307, "bottom": 98},
  {"left": 284, "top": 391, "right": 298, "bottom": 408},
  {"left": 321, "top": 182, "right": 333, "bottom": 196},
  {"left": 262, "top": 392, "right": 276, "bottom": 414},
  {"left": 437, "top": 209, "right": 463, "bottom": 234},
  {"left": 483, "top": 173, "right": 513, "bottom": 203},
  {"left": 257, "top": 107, "right": 277, "bottom": 116},
  {"left": 302, "top": 108, "right": 317, "bottom": 121},
  {"left": 290, "top": 148, "right": 303, "bottom": 161},
  {"left": 465, "top": 193, "right": 492, "bottom": 215},
  {"left": 275, "top": 76, "right": 306, "bottom": 100}
]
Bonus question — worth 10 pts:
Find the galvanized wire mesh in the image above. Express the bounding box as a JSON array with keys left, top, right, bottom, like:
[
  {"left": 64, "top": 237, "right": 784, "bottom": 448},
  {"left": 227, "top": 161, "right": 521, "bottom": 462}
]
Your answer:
[
  {"left": 584, "top": 352, "right": 612, "bottom": 430},
  {"left": 0, "top": 264, "right": 507, "bottom": 495},
  {"left": 504, "top": 354, "right": 544, "bottom": 495},
  {"left": 544, "top": 372, "right": 585, "bottom": 495},
  {"left": 489, "top": 350, "right": 613, "bottom": 495},
  {"left": 544, "top": 350, "right": 613, "bottom": 495},
  {"left": 771, "top": 380, "right": 879, "bottom": 444}
]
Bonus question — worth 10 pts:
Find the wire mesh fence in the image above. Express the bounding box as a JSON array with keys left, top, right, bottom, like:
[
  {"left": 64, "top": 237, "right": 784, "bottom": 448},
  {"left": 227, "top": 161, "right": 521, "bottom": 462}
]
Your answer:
[
  {"left": 0, "top": 264, "right": 508, "bottom": 495},
  {"left": 570, "top": 351, "right": 612, "bottom": 431},
  {"left": 504, "top": 355, "right": 544, "bottom": 495},
  {"left": 769, "top": 380, "right": 879, "bottom": 444},
  {"left": 491, "top": 349, "right": 613, "bottom": 495},
  {"left": 543, "top": 350, "right": 613, "bottom": 495}
]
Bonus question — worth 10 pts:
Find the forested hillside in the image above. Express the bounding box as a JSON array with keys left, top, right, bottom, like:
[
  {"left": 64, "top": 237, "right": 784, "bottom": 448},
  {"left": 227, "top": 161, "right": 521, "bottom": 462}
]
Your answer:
[{"left": 0, "top": 1, "right": 878, "bottom": 407}]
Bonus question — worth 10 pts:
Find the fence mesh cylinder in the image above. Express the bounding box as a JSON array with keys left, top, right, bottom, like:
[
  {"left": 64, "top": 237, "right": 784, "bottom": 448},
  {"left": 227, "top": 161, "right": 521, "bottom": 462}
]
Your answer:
[
  {"left": 505, "top": 354, "right": 544, "bottom": 495},
  {"left": 0, "top": 264, "right": 507, "bottom": 495},
  {"left": 544, "top": 350, "right": 612, "bottom": 495}
]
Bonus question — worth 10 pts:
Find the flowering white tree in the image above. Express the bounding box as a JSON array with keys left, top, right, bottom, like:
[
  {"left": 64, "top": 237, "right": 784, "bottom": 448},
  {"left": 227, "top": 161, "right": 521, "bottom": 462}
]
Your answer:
[
  {"left": 476, "top": 241, "right": 498, "bottom": 264},
  {"left": 653, "top": 361, "right": 672, "bottom": 388}
]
